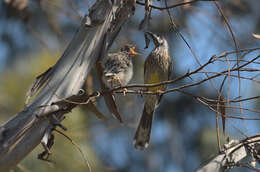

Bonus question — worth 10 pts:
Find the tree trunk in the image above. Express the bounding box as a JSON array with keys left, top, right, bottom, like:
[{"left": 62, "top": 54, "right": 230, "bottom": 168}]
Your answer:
[{"left": 0, "top": 0, "right": 136, "bottom": 170}]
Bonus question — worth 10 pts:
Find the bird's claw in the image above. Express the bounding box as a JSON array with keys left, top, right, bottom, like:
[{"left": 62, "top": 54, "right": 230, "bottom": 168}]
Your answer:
[
  {"left": 108, "top": 76, "right": 123, "bottom": 88},
  {"left": 156, "top": 90, "right": 163, "bottom": 96},
  {"left": 137, "top": 89, "right": 144, "bottom": 96},
  {"left": 123, "top": 88, "right": 127, "bottom": 96}
]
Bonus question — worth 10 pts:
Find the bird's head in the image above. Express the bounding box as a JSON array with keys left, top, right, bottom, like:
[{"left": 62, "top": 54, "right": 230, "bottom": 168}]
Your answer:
[
  {"left": 121, "top": 44, "right": 139, "bottom": 55},
  {"left": 145, "top": 32, "right": 168, "bottom": 48}
]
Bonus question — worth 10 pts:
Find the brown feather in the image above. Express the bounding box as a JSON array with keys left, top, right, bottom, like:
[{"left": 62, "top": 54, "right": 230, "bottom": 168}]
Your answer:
[
  {"left": 96, "top": 62, "right": 123, "bottom": 123},
  {"left": 134, "top": 106, "right": 154, "bottom": 150}
]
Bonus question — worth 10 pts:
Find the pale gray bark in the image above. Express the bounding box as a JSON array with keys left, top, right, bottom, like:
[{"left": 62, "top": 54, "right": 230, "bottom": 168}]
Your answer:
[
  {"left": 196, "top": 135, "right": 260, "bottom": 172},
  {"left": 0, "top": 0, "right": 136, "bottom": 170}
]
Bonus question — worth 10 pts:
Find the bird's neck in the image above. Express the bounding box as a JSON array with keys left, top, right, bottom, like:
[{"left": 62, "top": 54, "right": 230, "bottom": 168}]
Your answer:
[
  {"left": 121, "top": 51, "right": 131, "bottom": 59},
  {"left": 155, "top": 45, "right": 169, "bottom": 57}
]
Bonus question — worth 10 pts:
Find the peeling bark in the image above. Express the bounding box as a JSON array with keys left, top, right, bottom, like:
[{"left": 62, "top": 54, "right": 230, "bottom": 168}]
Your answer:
[
  {"left": 0, "top": 0, "right": 136, "bottom": 170},
  {"left": 196, "top": 136, "right": 260, "bottom": 172}
]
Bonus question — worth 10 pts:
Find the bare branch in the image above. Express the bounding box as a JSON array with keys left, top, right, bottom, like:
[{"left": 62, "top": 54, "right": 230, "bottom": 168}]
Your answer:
[
  {"left": 0, "top": 0, "right": 136, "bottom": 170},
  {"left": 109, "top": 55, "right": 259, "bottom": 93},
  {"left": 136, "top": 0, "right": 215, "bottom": 11},
  {"left": 196, "top": 135, "right": 260, "bottom": 172}
]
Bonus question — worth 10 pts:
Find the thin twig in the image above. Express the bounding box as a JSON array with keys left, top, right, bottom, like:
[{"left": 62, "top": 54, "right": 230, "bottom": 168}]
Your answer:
[
  {"left": 54, "top": 129, "right": 92, "bottom": 172},
  {"left": 209, "top": 104, "right": 260, "bottom": 114},
  {"left": 195, "top": 98, "right": 260, "bottom": 121},
  {"left": 164, "top": 0, "right": 229, "bottom": 143},
  {"left": 197, "top": 71, "right": 260, "bottom": 83},
  {"left": 200, "top": 95, "right": 260, "bottom": 104},
  {"left": 136, "top": 0, "right": 215, "bottom": 10},
  {"left": 213, "top": 1, "right": 245, "bottom": 132},
  {"left": 110, "top": 55, "right": 259, "bottom": 93}
]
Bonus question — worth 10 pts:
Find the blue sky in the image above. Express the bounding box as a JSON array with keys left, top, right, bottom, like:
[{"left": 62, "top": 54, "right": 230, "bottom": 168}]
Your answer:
[{"left": 0, "top": 1, "right": 259, "bottom": 171}]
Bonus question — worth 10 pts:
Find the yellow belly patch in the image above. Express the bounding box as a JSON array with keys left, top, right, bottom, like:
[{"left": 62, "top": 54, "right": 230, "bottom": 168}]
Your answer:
[{"left": 146, "top": 73, "right": 164, "bottom": 92}]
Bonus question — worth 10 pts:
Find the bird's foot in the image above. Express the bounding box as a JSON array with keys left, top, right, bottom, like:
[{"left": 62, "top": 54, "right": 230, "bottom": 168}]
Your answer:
[
  {"left": 114, "top": 76, "right": 123, "bottom": 86},
  {"left": 137, "top": 89, "right": 144, "bottom": 97},
  {"left": 114, "top": 76, "right": 127, "bottom": 96},
  {"left": 156, "top": 90, "right": 164, "bottom": 96},
  {"left": 123, "top": 88, "right": 127, "bottom": 96},
  {"left": 108, "top": 76, "right": 122, "bottom": 88}
]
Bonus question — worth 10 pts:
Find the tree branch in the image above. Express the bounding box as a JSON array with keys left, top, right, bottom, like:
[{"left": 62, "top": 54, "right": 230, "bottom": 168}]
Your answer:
[
  {"left": 109, "top": 54, "right": 260, "bottom": 93},
  {"left": 136, "top": 0, "right": 215, "bottom": 11},
  {"left": 0, "top": 0, "right": 136, "bottom": 170},
  {"left": 196, "top": 135, "right": 260, "bottom": 172}
]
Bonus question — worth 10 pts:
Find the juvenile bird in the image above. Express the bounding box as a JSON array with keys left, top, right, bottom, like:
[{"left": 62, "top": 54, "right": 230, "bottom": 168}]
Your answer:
[
  {"left": 134, "top": 32, "right": 173, "bottom": 150},
  {"left": 102, "top": 45, "right": 138, "bottom": 93}
]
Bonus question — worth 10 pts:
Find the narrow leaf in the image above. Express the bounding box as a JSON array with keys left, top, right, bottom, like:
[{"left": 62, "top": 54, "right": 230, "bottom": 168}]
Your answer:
[{"left": 218, "top": 94, "right": 226, "bottom": 134}]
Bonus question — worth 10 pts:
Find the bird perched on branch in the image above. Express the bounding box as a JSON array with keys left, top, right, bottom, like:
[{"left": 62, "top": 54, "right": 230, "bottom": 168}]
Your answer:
[
  {"left": 102, "top": 44, "right": 138, "bottom": 94},
  {"left": 134, "top": 32, "right": 173, "bottom": 150}
]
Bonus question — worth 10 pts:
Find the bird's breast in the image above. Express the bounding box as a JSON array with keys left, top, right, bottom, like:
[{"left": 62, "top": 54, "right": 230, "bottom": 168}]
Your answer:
[
  {"left": 145, "top": 71, "right": 166, "bottom": 92},
  {"left": 144, "top": 52, "right": 170, "bottom": 92}
]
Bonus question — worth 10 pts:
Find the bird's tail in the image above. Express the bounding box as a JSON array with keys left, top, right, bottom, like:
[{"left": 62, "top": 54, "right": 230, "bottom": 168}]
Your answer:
[{"left": 134, "top": 105, "right": 154, "bottom": 150}]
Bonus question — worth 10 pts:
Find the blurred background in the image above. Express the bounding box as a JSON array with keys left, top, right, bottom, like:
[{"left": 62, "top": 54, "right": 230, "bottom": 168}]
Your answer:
[{"left": 0, "top": 0, "right": 260, "bottom": 171}]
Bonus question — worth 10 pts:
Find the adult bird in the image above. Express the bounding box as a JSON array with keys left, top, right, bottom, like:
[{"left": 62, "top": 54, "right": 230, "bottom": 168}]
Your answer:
[
  {"left": 102, "top": 44, "right": 138, "bottom": 94},
  {"left": 134, "top": 32, "right": 173, "bottom": 150}
]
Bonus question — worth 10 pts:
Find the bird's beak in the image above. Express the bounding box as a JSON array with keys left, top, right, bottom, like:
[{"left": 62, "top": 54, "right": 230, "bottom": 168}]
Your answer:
[
  {"left": 145, "top": 32, "right": 161, "bottom": 46},
  {"left": 130, "top": 46, "right": 139, "bottom": 55}
]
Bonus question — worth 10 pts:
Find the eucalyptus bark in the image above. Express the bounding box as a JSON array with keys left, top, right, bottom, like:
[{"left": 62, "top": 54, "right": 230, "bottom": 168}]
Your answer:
[
  {"left": 196, "top": 135, "right": 260, "bottom": 172},
  {"left": 0, "top": 0, "right": 136, "bottom": 170}
]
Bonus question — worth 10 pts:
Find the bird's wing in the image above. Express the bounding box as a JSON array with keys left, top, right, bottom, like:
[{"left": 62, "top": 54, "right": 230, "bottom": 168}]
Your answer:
[
  {"left": 104, "top": 53, "right": 128, "bottom": 75},
  {"left": 144, "top": 53, "right": 165, "bottom": 92},
  {"left": 144, "top": 51, "right": 155, "bottom": 77}
]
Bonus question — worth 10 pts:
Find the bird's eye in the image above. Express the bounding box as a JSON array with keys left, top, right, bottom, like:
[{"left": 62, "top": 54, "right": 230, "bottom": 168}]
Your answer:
[
  {"left": 159, "top": 38, "right": 164, "bottom": 45},
  {"left": 121, "top": 46, "right": 129, "bottom": 52}
]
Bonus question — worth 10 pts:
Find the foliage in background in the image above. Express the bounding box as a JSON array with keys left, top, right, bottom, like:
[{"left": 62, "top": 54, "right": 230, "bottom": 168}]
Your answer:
[{"left": 0, "top": 0, "right": 260, "bottom": 171}]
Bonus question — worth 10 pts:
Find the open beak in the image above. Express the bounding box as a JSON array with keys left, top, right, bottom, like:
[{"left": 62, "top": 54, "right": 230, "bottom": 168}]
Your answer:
[
  {"left": 130, "top": 46, "right": 139, "bottom": 55},
  {"left": 145, "top": 31, "right": 161, "bottom": 47}
]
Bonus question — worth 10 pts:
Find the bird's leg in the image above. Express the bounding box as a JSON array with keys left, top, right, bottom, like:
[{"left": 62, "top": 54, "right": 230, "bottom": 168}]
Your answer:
[
  {"left": 113, "top": 75, "right": 122, "bottom": 85},
  {"left": 107, "top": 78, "right": 114, "bottom": 88},
  {"left": 107, "top": 76, "right": 121, "bottom": 89},
  {"left": 137, "top": 89, "right": 144, "bottom": 97},
  {"left": 123, "top": 88, "right": 127, "bottom": 96},
  {"left": 113, "top": 76, "right": 127, "bottom": 96},
  {"left": 156, "top": 90, "right": 164, "bottom": 96}
]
